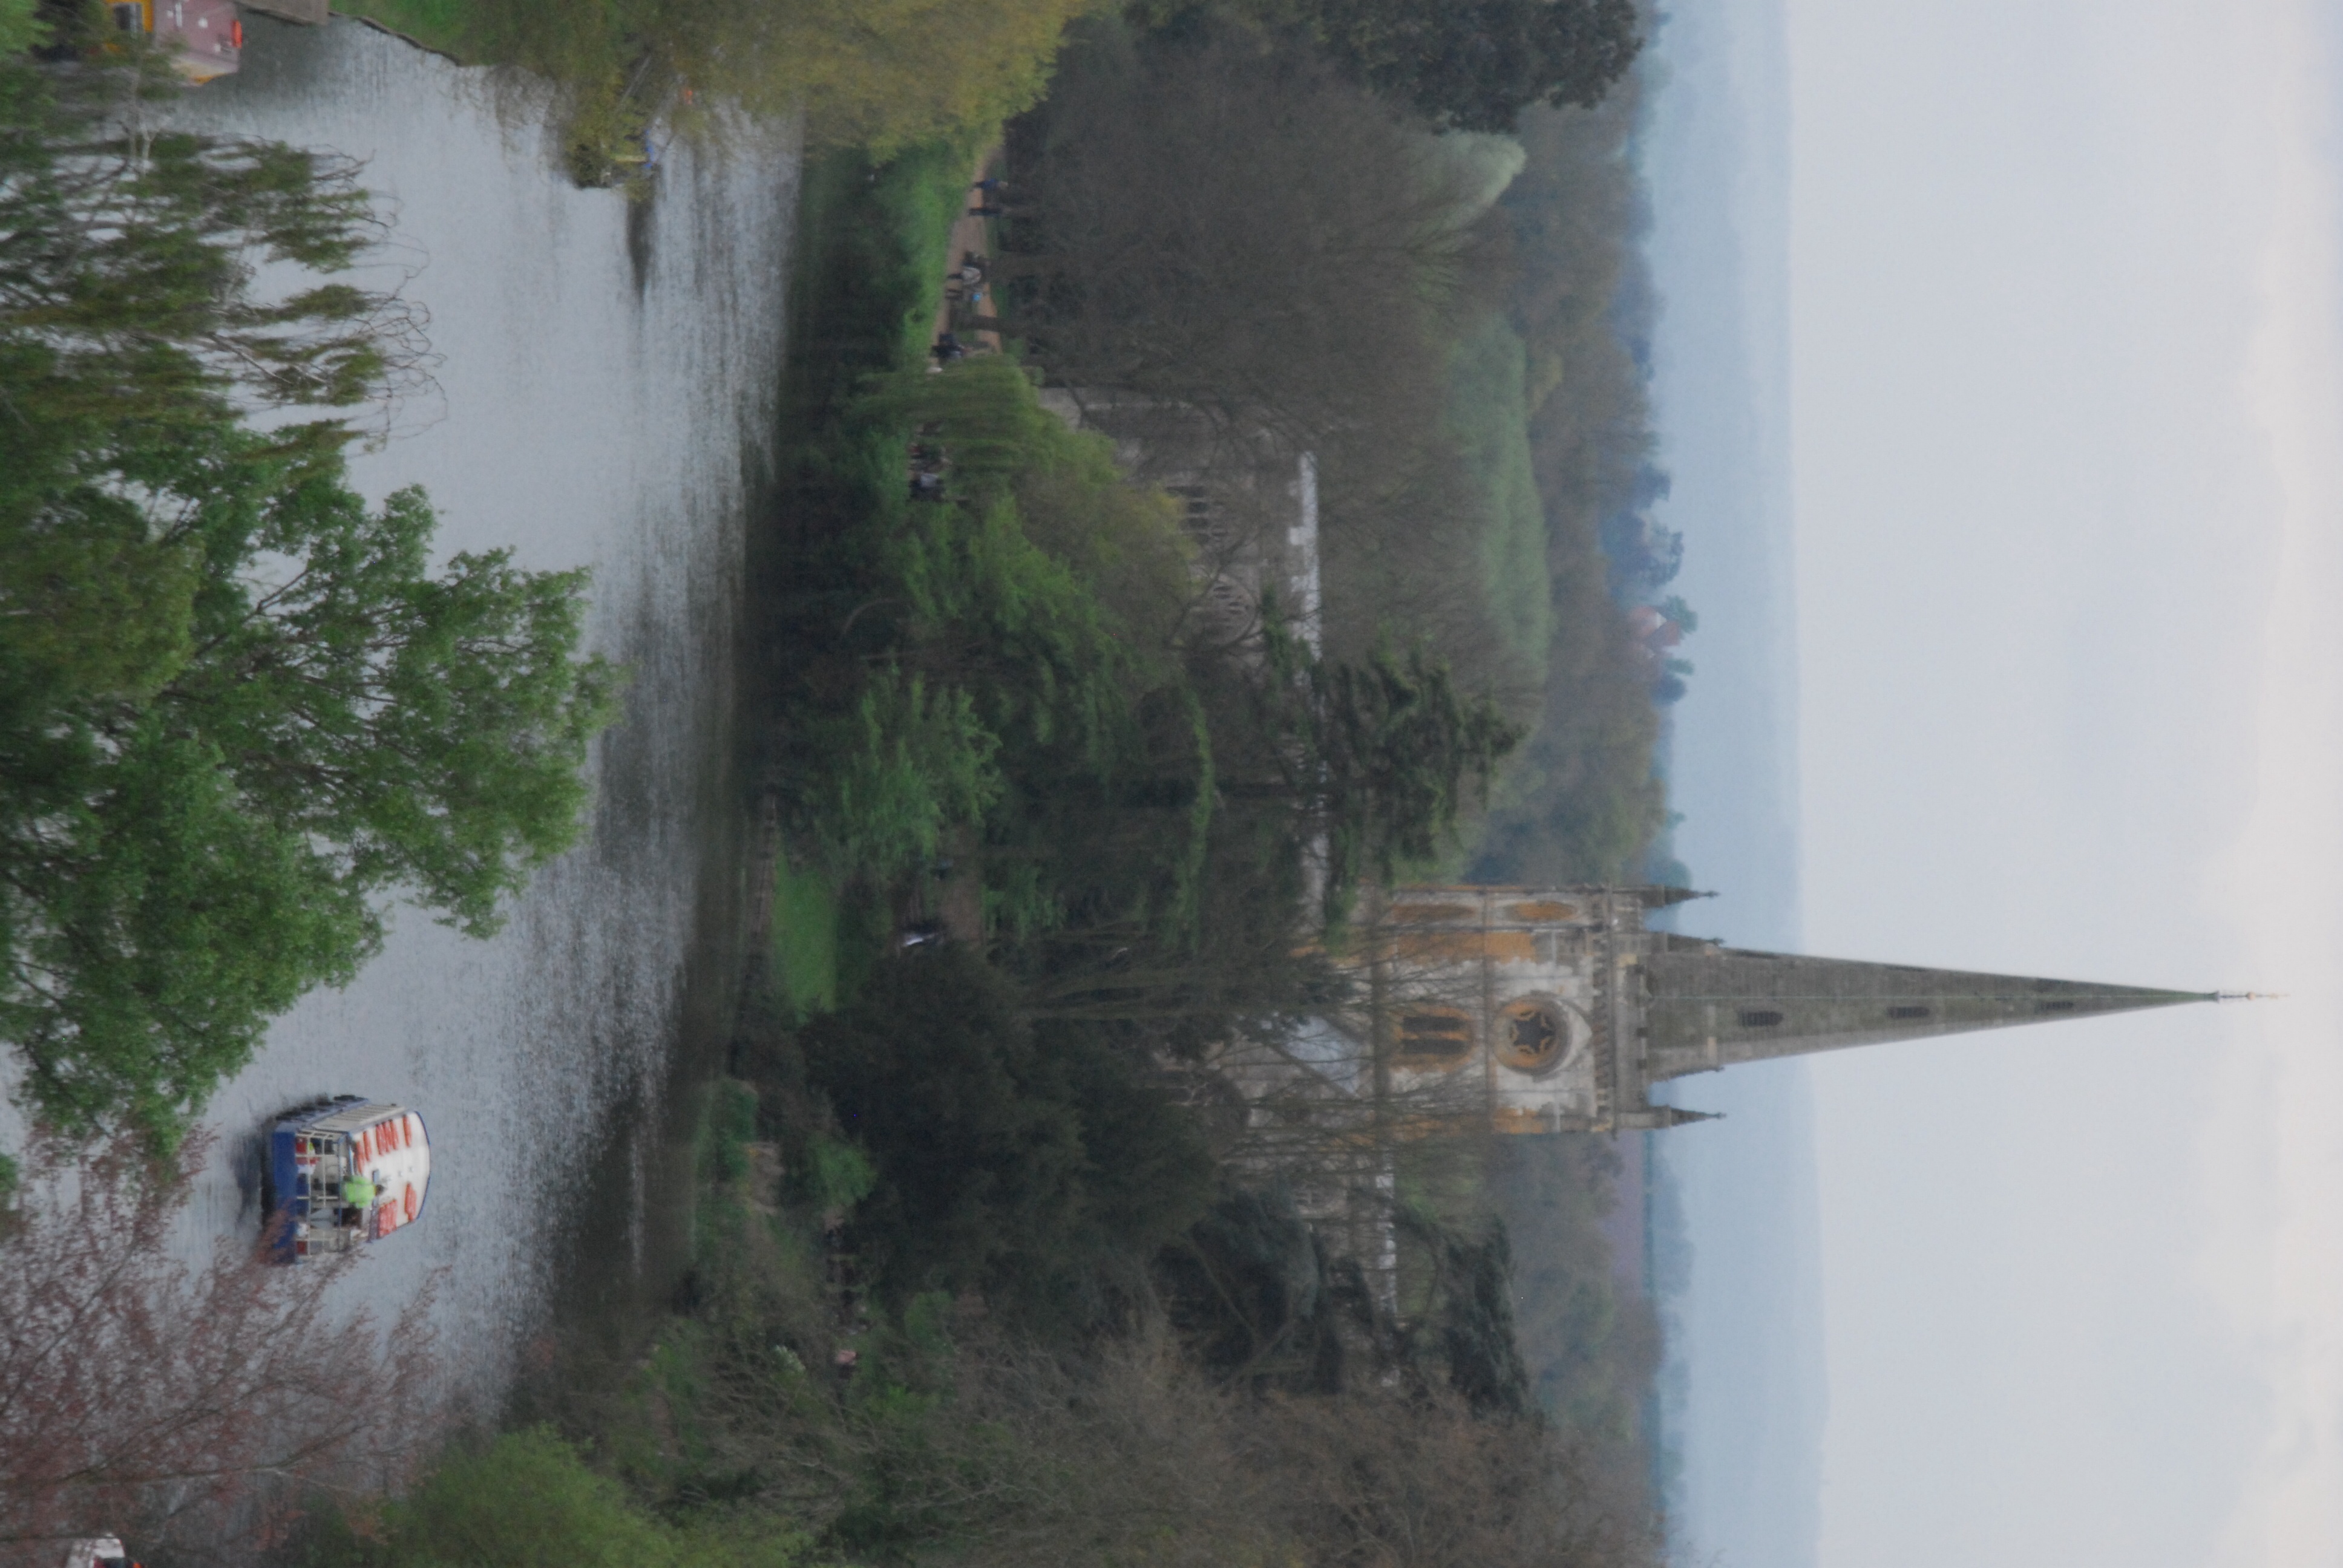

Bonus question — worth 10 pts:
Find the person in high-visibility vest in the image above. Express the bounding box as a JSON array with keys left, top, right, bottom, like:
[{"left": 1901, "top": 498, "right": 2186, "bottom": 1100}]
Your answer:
[{"left": 342, "top": 1175, "right": 377, "bottom": 1208}]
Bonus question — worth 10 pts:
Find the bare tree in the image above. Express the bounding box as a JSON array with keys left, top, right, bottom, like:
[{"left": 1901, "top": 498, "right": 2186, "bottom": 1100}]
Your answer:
[
  {"left": 0, "top": 1137, "right": 438, "bottom": 1567},
  {"left": 1003, "top": 27, "right": 1544, "bottom": 725},
  {"left": 1000, "top": 26, "right": 1493, "bottom": 456},
  {"left": 633, "top": 1267, "right": 1664, "bottom": 1568},
  {"left": 1249, "top": 1387, "right": 1665, "bottom": 1568}
]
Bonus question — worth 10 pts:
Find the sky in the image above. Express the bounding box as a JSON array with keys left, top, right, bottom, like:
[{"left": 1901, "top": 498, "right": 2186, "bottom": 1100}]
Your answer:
[{"left": 1782, "top": 0, "right": 2343, "bottom": 1564}]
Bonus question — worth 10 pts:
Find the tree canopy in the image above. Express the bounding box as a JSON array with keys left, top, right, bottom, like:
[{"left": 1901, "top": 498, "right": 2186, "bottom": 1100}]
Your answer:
[
  {"left": 799, "top": 946, "right": 1214, "bottom": 1330},
  {"left": 0, "top": 52, "right": 614, "bottom": 1148},
  {"left": 1306, "top": 0, "right": 1642, "bottom": 132}
]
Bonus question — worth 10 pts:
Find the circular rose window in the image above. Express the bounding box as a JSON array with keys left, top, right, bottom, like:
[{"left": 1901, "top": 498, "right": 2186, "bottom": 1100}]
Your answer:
[{"left": 1496, "top": 996, "right": 1577, "bottom": 1074}]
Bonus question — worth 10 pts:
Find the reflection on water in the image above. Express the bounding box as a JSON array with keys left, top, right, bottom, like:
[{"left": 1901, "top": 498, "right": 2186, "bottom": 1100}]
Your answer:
[{"left": 159, "top": 17, "right": 800, "bottom": 1406}]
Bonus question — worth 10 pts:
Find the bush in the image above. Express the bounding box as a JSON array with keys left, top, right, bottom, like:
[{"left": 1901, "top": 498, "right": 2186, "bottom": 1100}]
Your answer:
[
  {"left": 799, "top": 947, "right": 1213, "bottom": 1328},
  {"left": 295, "top": 1427, "right": 808, "bottom": 1568},
  {"left": 810, "top": 667, "right": 999, "bottom": 881},
  {"left": 379, "top": 1429, "right": 684, "bottom": 1568}
]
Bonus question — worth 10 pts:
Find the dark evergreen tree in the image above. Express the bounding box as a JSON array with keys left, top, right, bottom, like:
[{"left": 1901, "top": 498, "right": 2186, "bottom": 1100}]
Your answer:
[
  {"left": 798, "top": 948, "right": 1215, "bottom": 1330},
  {"left": 1309, "top": 0, "right": 1643, "bottom": 132}
]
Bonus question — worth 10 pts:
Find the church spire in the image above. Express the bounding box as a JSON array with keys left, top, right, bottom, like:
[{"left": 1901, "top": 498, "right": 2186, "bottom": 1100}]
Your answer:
[{"left": 1636, "top": 940, "right": 2217, "bottom": 1080}]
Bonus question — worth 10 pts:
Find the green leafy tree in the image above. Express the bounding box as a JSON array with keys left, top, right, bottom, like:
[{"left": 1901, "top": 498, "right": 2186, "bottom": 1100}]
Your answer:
[
  {"left": 1306, "top": 0, "right": 1643, "bottom": 133},
  {"left": 0, "top": 0, "right": 44, "bottom": 56},
  {"left": 287, "top": 1423, "right": 808, "bottom": 1566},
  {"left": 0, "top": 48, "right": 427, "bottom": 430},
  {"left": 810, "top": 667, "right": 1000, "bottom": 880},
  {"left": 2, "top": 440, "right": 618, "bottom": 1148},
  {"left": 0, "top": 52, "right": 614, "bottom": 1148},
  {"left": 384, "top": 1429, "right": 686, "bottom": 1568}
]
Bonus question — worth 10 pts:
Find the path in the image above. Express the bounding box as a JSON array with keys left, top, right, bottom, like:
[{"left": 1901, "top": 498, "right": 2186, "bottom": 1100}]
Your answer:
[{"left": 929, "top": 148, "right": 1004, "bottom": 353}]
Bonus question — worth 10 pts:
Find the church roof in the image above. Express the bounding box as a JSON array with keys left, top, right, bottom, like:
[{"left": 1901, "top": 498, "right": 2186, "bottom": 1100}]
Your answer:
[{"left": 1638, "top": 942, "right": 2214, "bottom": 1079}]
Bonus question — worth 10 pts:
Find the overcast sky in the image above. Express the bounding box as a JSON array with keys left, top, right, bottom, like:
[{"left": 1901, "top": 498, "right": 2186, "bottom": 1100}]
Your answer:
[{"left": 1786, "top": 0, "right": 2343, "bottom": 1563}]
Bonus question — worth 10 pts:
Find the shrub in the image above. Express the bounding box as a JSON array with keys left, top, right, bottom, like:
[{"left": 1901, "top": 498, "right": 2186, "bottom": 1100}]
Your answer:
[
  {"left": 810, "top": 667, "right": 999, "bottom": 882},
  {"left": 379, "top": 1429, "right": 682, "bottom": 1568},
  {"left": 799, "top": 947, "right": 1213, "bottom": 1328}
]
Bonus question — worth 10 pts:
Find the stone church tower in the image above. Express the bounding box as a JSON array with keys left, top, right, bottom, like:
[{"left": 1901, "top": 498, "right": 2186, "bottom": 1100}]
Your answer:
[{"left": 1339, "top": 884, "right": 2215, "bottom": 1134}]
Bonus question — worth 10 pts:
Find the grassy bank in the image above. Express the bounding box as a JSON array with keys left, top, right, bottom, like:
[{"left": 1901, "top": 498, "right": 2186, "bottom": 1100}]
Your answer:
[{"left": 749, "top": 140, "right": 972, "bottom": 1013}]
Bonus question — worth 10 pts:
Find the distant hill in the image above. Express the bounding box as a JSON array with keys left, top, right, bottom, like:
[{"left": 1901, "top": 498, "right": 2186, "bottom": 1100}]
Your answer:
[{"left": 1639, "top": 0, "right": 1825, "bottom": 1561}]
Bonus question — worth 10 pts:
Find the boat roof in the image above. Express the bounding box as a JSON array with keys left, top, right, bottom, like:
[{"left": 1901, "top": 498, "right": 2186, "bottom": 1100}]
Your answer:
[{"left": 294, "top": 1100, "right": 408, "bottom": 1135}]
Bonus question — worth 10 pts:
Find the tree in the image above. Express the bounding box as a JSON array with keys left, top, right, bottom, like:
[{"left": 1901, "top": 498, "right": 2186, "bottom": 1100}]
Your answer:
[
  {"left": 343, "top": 1428, "right": 801, "bottom": 1568},
  {"left": 1306, "top": 0, "right": 1643, "bottom": 133},
  {"left": 798, "top": 947, "right": 1214, "bottom": 1331},
  {"left": 0, "top": 1136, "right": 437, "bottom": 1563},
  {"left": 341, "top": 0, "right": 1095, "bottom": 180},
  {"left": 999, "top": 24, "right": 1491, "bottom": 454},
  {"left": 1258, "top": 630, "right": 1521, "bottom": 923},
  {"left": 0, "top": 0, "right": 43, "bottom": 56},
  {"left": 0, "top": 49, "right": 429, "bottom": 433},
  {"left": 1484, "top": 1134, "right": 1663, "bottom": 1441},
  {"left": 3, "top": 435, "right": 618, "bottom": 1150},
  {"left": 0, "top": 52, "right": 615, "bottom": 1149}
]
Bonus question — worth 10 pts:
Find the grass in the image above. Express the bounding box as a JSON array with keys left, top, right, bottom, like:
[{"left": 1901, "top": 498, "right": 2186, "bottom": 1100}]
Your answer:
[
  {"left": 769, "top": 857, "right": 839, "bottom": 1021},
  {"left": 1449, "top": 313, "right": 1553, "bottom": 670},
  {"left": 335, "top": 0, "right": 466, "bottom": 49}
]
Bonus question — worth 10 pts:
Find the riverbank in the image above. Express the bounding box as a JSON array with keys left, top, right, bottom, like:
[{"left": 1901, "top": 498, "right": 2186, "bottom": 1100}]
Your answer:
[{"left": 516, "top": 137, "right": 991, "bottom": 1380}]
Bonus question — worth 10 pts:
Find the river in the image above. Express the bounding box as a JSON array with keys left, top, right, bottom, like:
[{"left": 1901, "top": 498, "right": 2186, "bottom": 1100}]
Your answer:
[{"left": 158, "top": 15, "right": 801, "bottom": 1410}]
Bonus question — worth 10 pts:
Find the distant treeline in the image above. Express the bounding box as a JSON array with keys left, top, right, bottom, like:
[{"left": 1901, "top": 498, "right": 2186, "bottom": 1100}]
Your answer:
[
  {"left": 998, "top": 10, "right": 1676, "bottom": 887},
  {"left": 1489, "top": 1134, "right": 1665, "bottom": 1444},
  {"left": 1471, "top": 59, "right": 1677, "bottom": 884}
]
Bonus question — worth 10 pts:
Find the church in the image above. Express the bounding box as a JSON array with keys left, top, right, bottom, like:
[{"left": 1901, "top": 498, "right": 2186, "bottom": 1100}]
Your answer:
[{"left": 1239, "top": 883, "right": 2217, "bottom": 1136}]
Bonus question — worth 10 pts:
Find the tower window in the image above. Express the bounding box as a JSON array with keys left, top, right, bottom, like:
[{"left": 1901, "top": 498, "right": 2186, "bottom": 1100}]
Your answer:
[
  {"left": 1887, "top": 1005, "right": 1932, "bottom": 1020},
  {"left": 1738, "top": 1010, "right": 1785, "bottom": 1028}
]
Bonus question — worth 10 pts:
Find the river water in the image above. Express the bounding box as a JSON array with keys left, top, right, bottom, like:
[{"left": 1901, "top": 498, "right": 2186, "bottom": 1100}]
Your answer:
[{"left": 155, "top": 16, "right": 800, "bottom": 1407}]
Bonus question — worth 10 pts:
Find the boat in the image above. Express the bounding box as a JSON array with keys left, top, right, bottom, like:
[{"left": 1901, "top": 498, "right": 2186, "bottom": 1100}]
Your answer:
[{"left": 263, "top": 1097, "right": 431, "bottom": 1263}]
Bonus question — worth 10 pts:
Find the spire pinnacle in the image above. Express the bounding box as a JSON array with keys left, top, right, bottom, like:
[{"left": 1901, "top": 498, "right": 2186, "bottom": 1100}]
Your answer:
[{"left": 1637, "top": 945, "right": 2219, "bottom": 1080}]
